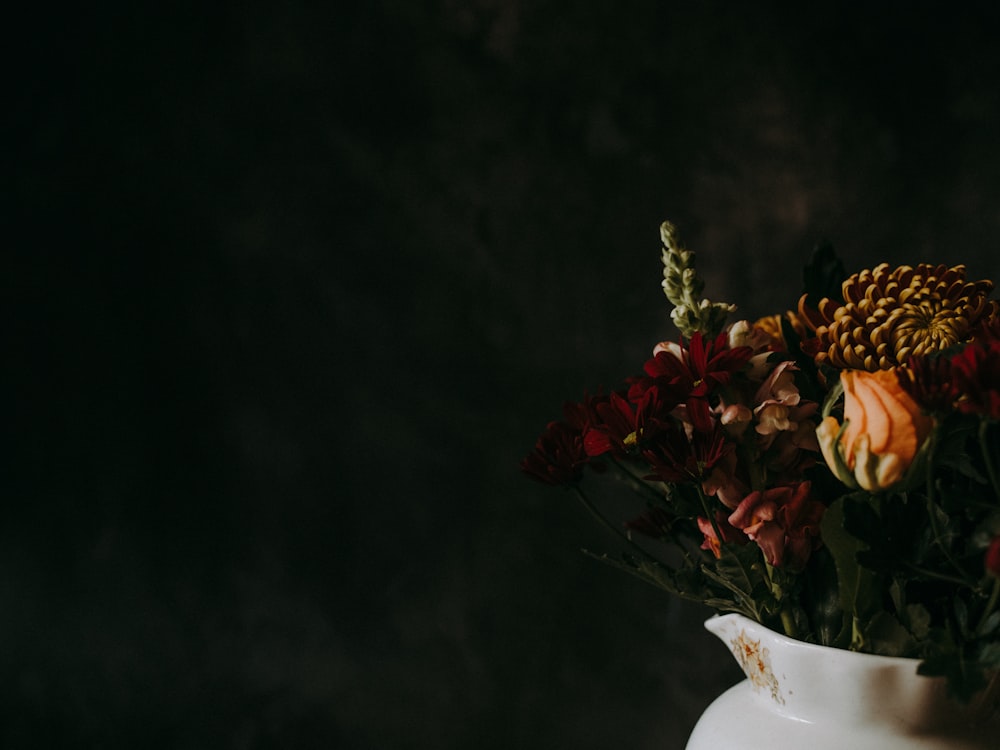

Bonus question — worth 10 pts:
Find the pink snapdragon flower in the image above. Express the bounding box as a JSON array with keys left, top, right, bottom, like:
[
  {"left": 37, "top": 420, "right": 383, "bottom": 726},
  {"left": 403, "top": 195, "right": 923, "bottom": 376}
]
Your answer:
[
  {"left": 697, "top": 511, "right": 748, "bottom": 558},
  {"left": 728, "top": 482, "right": 824, "bottom": 570}
]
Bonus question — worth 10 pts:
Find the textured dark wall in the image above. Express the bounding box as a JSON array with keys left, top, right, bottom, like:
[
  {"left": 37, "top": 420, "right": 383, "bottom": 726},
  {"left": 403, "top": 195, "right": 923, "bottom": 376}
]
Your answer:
[{"left": 11, "top": 3, "right": 1000, "bottom": 748}]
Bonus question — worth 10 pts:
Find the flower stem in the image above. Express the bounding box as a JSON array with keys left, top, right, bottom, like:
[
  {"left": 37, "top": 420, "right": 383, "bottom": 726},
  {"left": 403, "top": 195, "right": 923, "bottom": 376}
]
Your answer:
[
  {"left": 603, "top": 461, "right": 699, "bottom": 565},
  {"left": 763, "top": 561, "right": 799, "bottom": 638},
  {"left": 611, "top": 458, "right": 667, "bottom": 504},
  {"left": 779, "top": 607, "right": 799, "bottom": 639},
  {"left": 573, "top": 486, "right": 630, "bottom": 544},
  {"left": 572, "top": 486, "right": 668, "bottom": 567},
  {"left": 901, "top": 562, "right": 976, "bottom": 588},
  {"left": 695, "top": 483, "right": 723, "bottom": 544}
]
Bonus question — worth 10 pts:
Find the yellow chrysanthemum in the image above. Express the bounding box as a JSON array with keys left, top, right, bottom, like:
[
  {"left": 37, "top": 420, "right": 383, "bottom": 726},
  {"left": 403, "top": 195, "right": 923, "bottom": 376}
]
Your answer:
[
  {"left": 753, "top": 312, "right": 811, "bottom": 351},
  {"left": 799, "top": 263, "right": 998, "bottom": 371}
]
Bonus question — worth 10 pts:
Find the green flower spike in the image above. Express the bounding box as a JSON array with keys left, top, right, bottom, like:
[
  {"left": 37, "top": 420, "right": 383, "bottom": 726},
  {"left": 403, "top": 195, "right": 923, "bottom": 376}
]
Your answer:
[{"left": 659, "top": 221, "right": 737, "bottom": 338}]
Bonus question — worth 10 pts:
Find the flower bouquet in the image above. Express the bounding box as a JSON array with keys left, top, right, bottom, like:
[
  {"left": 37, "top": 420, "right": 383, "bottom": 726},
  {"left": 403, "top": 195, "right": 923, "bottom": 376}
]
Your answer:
[{"left": 522, "top": 221, "right": 1000, "bottom": 702}]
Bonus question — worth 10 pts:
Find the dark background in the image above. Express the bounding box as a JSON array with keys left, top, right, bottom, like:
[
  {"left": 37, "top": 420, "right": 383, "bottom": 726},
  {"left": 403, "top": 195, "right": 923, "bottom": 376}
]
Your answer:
[{"left": 10, "top": 2, "right": 1000, "bottom": 748}]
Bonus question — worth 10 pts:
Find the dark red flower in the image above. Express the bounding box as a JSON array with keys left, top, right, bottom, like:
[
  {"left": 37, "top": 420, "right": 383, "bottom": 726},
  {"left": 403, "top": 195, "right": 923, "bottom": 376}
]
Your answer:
[
  {"left": 635, "top": 330, "right": 753, "bottom": 400},
  {"left": 521, "top": 420, "right": 589, "bottom": 486},
  {"left": 583, "top": 385, "right": 679, "bottom": 458},
  {"left": 950, "top": 338, "right": 1000, "bottom": 419},
  {"left": 522, "top": 397, "right": 607, "bottom": 486},
  {"left": 643, "top": 422, "right": 734, "bottom": 483},
  {"left": 985, "top": 536, "right": 1000, "bottom": 578},
  {"left": 624, "top": 507, "right": 676, "bottom": 540},
  {"left": 582, "top": 392, "right": 637, "bottom": 458},
  {"left": 680, "top": 396, "right": 715, "bottom": 435},
  {"left": 562, "top": 391, "right": 609, "bottom": 432},
  {"left": 897, "top": 354, "right": 956, "bottom": 414}
]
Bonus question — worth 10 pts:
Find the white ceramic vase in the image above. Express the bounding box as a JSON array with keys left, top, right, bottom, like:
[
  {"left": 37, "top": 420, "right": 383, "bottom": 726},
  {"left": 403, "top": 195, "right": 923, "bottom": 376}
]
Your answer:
[{"left": 686, "top": 613, "right": 1000, "bottom": 750}]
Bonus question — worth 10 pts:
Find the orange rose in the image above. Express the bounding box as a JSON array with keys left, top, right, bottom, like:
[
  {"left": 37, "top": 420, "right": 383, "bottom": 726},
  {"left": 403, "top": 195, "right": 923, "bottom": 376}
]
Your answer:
[{"left": 816, "top": 369, "right": 933, "bottom": 491}]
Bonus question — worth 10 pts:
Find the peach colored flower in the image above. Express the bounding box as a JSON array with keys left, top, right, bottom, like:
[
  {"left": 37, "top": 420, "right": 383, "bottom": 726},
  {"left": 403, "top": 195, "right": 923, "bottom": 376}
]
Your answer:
[
  {"left": 719, "top": 403, "right": 753, "bottom": 437},
  {"left": 817, "top": 369, "right": 933, "bottom": 491},
  {"left": 756, "top": 404, "right": 793, "bottom": 436},
  {"left": 751, "top": 361, "right": 819, "bottom": 458},
  {"left": 753, "top": 360, "right": 802, "bottom": 411}
]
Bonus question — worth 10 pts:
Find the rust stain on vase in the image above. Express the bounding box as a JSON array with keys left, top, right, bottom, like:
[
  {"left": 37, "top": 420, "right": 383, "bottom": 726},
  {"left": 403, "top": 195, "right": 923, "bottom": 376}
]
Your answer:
[{"left": 731, "top": 629, "right": 784, "bottom": 704}]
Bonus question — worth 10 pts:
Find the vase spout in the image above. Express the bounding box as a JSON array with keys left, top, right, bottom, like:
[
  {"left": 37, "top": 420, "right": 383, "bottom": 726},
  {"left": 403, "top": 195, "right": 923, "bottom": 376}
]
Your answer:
[{"left": 696, "top": 613, "right": 1000, "bottom": 744}]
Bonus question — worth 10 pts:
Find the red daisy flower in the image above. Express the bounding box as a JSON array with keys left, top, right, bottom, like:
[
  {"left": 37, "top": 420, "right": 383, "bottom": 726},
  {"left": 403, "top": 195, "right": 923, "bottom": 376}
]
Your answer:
[
  {"left": 583, "top": 385, "right": 680, "bottom": 458},
  {"left": 643, "top": 422, "right": 734, "bottom": 484},
  {"left": 521, "top": 420, "right": 588, "bottom": 486},
  {"left": 631, "top": 330, "right": 754, "bottom": 413},
  {"left": 522, "top": 396, "right": 608, "bottom": 486}
]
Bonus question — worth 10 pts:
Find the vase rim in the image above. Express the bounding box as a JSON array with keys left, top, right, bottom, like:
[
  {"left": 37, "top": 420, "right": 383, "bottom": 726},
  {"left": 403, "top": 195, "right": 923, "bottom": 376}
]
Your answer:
[{"left": 706, "top": 611, "right": 922, "bottom": 667}]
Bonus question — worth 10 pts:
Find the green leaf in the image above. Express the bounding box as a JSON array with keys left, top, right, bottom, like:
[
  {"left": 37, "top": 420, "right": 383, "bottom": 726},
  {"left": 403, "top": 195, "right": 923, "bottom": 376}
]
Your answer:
[
  {"left": 801, "top": 240, "right": 847, "bottom": 306},
  {"left": 864, "top": 611, "right": 917, "bottom": 657},
  {"left": 820, "top": 496, "right": 882, "bottom": 649},
  {"left": 841, "top": 494, "right": 883, "bottom": 548},
  {"left": 927, "top": 501, "right": 960, "bottom": 551},
  {"left": 978, "top": 641, "right": 1000, "bottom": 668},
  {"left": 582, "top": 550, "right": 687, "bottom": 599},
  {"left": 854, "top": 492, "right": 932, "bottom": 572},
  {"left": 905, "top": 603, "right": 932, "bottom": 640},
  {"left": 972, "top": 513, "right": 1000, "bottom": 553},
  {"left": 977, "top": 610, "right": 1000, "bottom": 638},
  {"left": 934, "top": 413, "right": 987, "bottom": 483},
  {"left": 955, "top": 597, "right": 971, "bottom": 639},
  {"left": 701, "top": 544, "right": 773, "bottom": 621},
  {"left": 918, "top": 652, "right": 989, "bottom": 703},
  {"left": 801, "top": 546, "right": 844, "bottom": 647}
]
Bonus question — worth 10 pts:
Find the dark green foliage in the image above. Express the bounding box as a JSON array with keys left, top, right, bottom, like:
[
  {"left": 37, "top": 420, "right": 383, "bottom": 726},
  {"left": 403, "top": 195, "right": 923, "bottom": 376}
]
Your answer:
[{"left": 802, "top": 240, "right": 848, "bottom": 306}]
